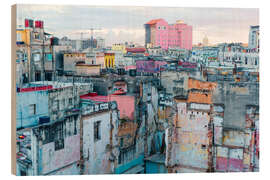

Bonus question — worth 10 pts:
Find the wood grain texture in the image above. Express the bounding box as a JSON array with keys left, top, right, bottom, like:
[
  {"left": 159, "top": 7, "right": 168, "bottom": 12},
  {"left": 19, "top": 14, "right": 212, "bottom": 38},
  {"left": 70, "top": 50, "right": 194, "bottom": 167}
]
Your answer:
[{"left": 11, "top": 4, "right": 17, "bottom": 175}]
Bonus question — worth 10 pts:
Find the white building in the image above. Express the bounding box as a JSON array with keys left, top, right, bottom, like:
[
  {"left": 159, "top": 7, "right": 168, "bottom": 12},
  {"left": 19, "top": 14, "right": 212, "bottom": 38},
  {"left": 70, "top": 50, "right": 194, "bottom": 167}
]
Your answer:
[
  {"left": 81, "top": 100, "right": 119, "bottom": 174},
  {"left": 147, "top": 47, "right": 166, "bottom": 56},
  {"left": 218, "top": 50, "right": 259, "bottom": 70},
  {"left": 248, "top": 26, "right": 259, "bottom": 51}
]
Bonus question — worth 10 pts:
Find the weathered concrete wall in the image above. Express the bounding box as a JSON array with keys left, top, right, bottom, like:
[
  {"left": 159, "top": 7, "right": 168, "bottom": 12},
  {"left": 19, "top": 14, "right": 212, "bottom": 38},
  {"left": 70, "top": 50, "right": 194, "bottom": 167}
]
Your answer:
[
  {"left": 223, "top": 129, "right": 246, "bottom": 147},
  {"left": 30, "top": 113, "right": 80, "bottom": 175},
  {"left": 41, "top": 135, "right": 80, "bottom": 175},
  {"left": 82, "top": 112, "right": 112, "bottom": 174},
  {"left": 48, "top": 86, "right": 78, "bottom": 122},
  {"left": 63, "top": 53, "right": 86, "bottom": 72},
  {"left": 16, "top": 91, "right": 49, "bottom": 129},
  {"left": 171, "top": 102, "right": 210, "bottom": 170},
  {"left": 215, "top": 146, "right": 244, "bottom": 172},
  {"left": 212, "top": 82, "right": 259, "bottom": 128},
  {"left": 76, "top": 65, "right": 101, "bottom": 76},
  {"left": 49, "top": 163, "right": 80, "bottom": 175}
]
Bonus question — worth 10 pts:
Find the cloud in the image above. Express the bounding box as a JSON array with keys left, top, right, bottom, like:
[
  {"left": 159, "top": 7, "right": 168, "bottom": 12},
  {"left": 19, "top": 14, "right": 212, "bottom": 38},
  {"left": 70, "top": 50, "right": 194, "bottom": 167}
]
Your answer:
[
  {"left": 18, "top": 4, "right": 68, "bottom": 13},
  {"left": 16, "top": 5, "right": 259, "bottom": 45},
  {"left": 60, "top": 28, "right": 145, "bottom": 46}
]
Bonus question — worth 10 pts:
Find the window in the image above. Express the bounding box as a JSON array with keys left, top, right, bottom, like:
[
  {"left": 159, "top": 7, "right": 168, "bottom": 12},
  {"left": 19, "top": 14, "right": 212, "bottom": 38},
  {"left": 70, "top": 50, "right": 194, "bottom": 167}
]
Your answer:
[
  {"left": 190, "top": 114, "right": 195, "bottom": 120},
  {"left": 62, "top": 99, "right": 66, "bottom": 109},
  {"left": 69, "top": 98, "right": 73, "bottom": 106},
  {"left": 16, "top": 33, "right": 22, "bottom": 42},
  {"left": 54, "top": 123, "right": 64, "bottom": 150},
  {"left": 20, "top": 170, "right": 26, "bottom": 176},
  {"left": 74, "top": 119, "right": 77, "bottom": 135},
  {"left": 120, "top": 137, "right": 124, "bottom": 147},
  {"left": 29, "top": 104, "right": 36, "bottom": 115},
  {"left": 33, "top": 53, "right": 41, "bottom": 62},
  {"left": 46, "top": 54, "right": 52, "bottom": 61},
  {"left": 94, "top": 121, "right": 101, "bottom": 141},
  {"left": 53, "top": 100, "right": 59, "bottom": 111},
  {"left": 34, "top": 33, "right": 40, "bottom": 40},
  {"left": 201, "top": 144, "right": 207, "bottom": 149},
  {"left": 55, "top": 138, "right": 64, "bottom": 151}
]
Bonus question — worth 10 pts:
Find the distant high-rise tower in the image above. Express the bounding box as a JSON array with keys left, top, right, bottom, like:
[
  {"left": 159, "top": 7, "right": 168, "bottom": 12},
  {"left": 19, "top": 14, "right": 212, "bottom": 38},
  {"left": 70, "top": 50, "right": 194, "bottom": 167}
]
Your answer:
[
  {"left": 248, "top": 25, "right": 259, "bottom": 51},
  {"left": 144, "top": 19, "right": 192, "bottom": 50},
  {"left": 202, "top": 35, "right": 209, "bottom": 46}
]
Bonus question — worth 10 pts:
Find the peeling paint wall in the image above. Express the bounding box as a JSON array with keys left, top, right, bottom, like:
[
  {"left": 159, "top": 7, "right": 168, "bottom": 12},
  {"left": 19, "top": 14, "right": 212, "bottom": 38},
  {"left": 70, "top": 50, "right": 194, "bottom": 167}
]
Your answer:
[
  {"left": 213, "top": 104, "right": 259, "bottom": 172},
  {"left": 30, "top": 113, "right": 81, "bottom": 175},
  {"left": 215, "top": 146, "right": 244, "bottom": 172},
  {"left": 41, "top": 135, "right": 80, "bottom": 175},
  {"left": 170, "top": 101, "right": 211, "bottom": 171},
  {"left": 82, "top": 112, "right": 112, "bottom": 174},
  {"left": 48, "top": 86, "right": 79, "bottom": 122},
  {"left": 223, "top": 130, "right": 246, "bottom": 147}
]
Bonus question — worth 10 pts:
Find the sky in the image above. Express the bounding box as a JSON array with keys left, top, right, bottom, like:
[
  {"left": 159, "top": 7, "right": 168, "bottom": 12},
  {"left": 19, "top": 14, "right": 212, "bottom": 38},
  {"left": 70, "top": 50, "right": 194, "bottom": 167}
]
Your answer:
[{"left": 16, "top": 4, "right": 259, "bottom": 46}]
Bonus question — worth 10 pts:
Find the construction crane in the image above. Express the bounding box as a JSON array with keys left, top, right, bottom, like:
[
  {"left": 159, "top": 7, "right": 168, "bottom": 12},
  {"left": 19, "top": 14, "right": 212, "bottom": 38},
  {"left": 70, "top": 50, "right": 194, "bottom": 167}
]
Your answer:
[
  {"left": 70, "top": 28, "right": 102, "bottom": 52},
  {"left": 71, "top": 31, "right": 90, "bottom": 40},
  {"left": 89, "top": 28, "right": 102, "bottom": 52},
  {"left": 71, "top": 28, "right": 102, "bottom": 41}
]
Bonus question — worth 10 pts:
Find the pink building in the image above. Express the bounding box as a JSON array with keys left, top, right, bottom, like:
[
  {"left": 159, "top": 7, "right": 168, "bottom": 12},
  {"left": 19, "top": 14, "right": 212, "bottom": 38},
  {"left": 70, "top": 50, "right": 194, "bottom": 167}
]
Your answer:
[
  {"left": 145, "top": 19, "right": 192, "bottom": 50},
  {"left": 95, "top": 52, "right": 105, "bottom": 68},
  {"left": 80, "top": 93, "right": 135, "bottom": 121}
]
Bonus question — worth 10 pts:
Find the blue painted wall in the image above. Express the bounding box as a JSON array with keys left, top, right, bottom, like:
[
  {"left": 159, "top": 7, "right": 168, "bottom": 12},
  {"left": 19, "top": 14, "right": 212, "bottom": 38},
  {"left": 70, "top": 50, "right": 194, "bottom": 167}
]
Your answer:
[
  {"left": 145, "top": 161, "right": 167, "bottom": 174},
  {"left": 115, "top": 154, "right": 144, "bottom": 174},
  {"left": 16, "top": 90, "right": 49, "bottom": 129},
  {"left": 154, "top": 131, "right": 164, "bottom": 152}
]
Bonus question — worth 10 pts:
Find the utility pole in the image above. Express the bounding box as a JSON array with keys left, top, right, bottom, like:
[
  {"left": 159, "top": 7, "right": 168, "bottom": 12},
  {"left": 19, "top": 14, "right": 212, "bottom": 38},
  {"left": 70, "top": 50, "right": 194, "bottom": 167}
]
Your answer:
[{"left": 41, "top": 35, "right": 45, "bottom": 81}]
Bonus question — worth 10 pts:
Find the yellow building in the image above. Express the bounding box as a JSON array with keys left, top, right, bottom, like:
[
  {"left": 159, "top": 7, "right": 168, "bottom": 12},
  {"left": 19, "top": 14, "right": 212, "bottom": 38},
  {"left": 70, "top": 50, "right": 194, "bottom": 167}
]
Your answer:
[
  {"left": 104, "top": 53, "right": 115, "bottom": 68},
  {"left": 16, "top": 29, "right": 31, "bottom": 45},
  {"left": 111, "top": 44, "right": 127, "bottom": 54}
]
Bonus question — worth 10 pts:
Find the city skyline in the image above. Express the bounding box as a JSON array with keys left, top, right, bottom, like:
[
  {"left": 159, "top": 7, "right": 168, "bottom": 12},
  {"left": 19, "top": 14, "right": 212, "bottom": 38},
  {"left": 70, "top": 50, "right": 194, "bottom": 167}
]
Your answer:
[
  {"left": 13, "top": 4, "right": 260, "bottom": 175},
  {"left": 16, "top": 4, "right": 259, "bottom": 46}
]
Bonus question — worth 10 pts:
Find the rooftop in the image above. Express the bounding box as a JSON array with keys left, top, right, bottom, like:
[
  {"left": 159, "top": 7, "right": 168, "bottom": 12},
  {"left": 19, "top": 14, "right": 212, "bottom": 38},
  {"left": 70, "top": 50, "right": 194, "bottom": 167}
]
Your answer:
[
  {"left": 18, "top": 81, "right": 92, "bottom": 93},
  {"left": 145, "top": 19, "right": 163, "bottom": 25},
  {"left": 80, "top": 93, "right": 110, "bottom": 102},
  {"left": 188, "top": 78, "right": 217, "bottom": 91},
  {"left": 126, "top": 47, "right": 146, "bottom": 53},
  {"left": 80, "top": 93, "right": 135, "bottom": 120},
  {"left": 187, "top": 92, "right": 213, "bottom": 104}
]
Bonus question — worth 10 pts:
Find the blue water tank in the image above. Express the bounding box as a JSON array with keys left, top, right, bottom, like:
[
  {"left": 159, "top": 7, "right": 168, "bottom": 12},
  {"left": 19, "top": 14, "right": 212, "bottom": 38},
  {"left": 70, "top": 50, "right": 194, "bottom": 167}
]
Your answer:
[{"left": 39, "top": 116, "right": 50, "bottom": 124}]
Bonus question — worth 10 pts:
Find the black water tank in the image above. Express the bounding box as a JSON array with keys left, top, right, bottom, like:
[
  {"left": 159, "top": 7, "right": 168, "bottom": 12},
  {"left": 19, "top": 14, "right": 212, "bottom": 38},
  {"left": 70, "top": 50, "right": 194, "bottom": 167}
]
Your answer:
[
  {"left": 39, "top": 116, "right": 50, "bottom": 124},
  {"left": 129, "top": 69, "right": 137, "bottom": 76},
  {"left": 118, "top": 68, "right": 125, "bottom": 75}
]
